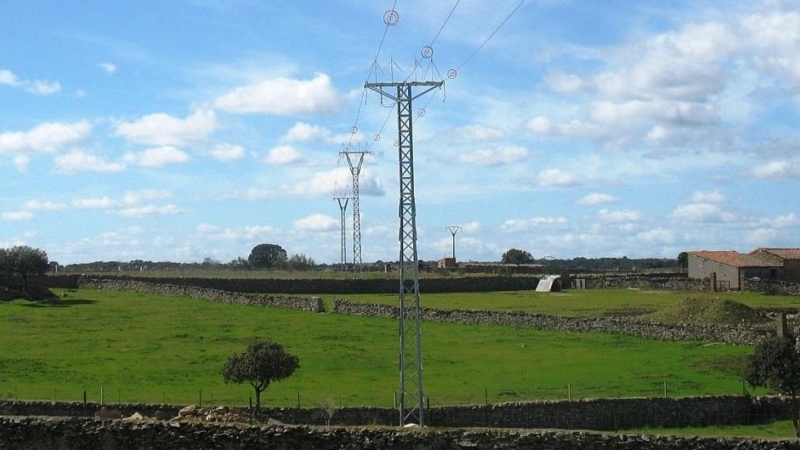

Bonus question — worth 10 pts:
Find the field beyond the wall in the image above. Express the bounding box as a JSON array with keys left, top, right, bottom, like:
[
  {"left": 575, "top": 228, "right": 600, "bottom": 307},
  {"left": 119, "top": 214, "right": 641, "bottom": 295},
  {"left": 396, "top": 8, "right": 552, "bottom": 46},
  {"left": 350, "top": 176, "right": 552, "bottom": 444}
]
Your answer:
[{"left": 0, "top": 288, "right": 774, "bottom": 409}]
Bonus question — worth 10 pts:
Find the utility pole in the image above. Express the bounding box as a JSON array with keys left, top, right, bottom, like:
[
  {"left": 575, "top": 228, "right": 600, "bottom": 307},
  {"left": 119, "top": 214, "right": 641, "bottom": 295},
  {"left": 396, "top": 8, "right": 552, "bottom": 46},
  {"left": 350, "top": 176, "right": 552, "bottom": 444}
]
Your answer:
[
  {"left": 339, "top": 149, "right": 370, "bottom": 274},
  {"left": 334, "top": 197, "right": 350, "bottom": 271},
  {"left": 446, "top": 225, "right": 462, "bottom": 264},
  {"left": 365, "top": 79, "right": 443, "bottom": 427}
]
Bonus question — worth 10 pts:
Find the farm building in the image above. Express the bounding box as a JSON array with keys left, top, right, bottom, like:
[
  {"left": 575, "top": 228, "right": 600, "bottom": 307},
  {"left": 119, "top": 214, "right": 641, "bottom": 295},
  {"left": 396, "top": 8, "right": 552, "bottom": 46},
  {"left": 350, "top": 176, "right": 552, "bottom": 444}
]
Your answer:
[
  {"left": 437, "top": 257, "right": 457, "bottom": 269},
  {"left": 687, "top": 249, "right": 800, "bottom": 290}
]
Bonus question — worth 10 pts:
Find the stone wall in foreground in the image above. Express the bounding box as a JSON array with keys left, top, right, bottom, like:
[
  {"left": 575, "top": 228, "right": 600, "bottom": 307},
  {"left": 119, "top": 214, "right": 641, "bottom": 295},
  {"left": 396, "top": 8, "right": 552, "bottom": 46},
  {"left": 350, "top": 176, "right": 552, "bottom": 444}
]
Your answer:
[{"left": 1, "top": 416, "right": 798, "bottom": 450}]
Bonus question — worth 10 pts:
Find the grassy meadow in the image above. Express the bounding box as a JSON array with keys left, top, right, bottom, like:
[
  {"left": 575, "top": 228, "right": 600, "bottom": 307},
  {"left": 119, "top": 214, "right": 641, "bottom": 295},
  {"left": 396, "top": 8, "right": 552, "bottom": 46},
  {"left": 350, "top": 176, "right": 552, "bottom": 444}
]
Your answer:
[
  {"left": 0, "top": 288, "right": 767, "bottom": 409},
  {"left": 333, "top": 289, "right": 800, "bottom": 317}
]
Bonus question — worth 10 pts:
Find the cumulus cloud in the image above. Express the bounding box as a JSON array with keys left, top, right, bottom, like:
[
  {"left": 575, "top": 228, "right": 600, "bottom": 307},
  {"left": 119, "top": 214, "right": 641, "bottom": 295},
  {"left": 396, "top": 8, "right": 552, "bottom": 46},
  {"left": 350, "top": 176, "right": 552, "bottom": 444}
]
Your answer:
[
  {"left": 690, "top": 190, "right": 726, "bottom": 203},
  {"left": 72, "top": 197, "right": 115, "bottom": 209},
  {"left": 544, "top": 72, "right": 585, "bottom": 93},
  {"left": 670, "top": 202, "right": 737, "bottom": 223},
  {"left": 597, "top": 209, "right": 641, "bottom": 223},
  {"left": 115, "top": 109, "right": 217, "bottom": 146},
  {"left": 293, "top": 214, "right": 337, "bottom": 232},
  {"left": 25, "top": 200, "right": 65, "bottom": 211},
  {"left": 533, "top": 169, "right": 582, "bottom": 187},
  {"left": 208, "top": 143, "right": 245, "bottom": 161},
  {"left": 501, "top": 217, "right": 568, "bottom": 232},
  {"left": 280, "top": 122, "right": 335, "bottom": 143},
  {"left": 0, "top": 121, "right": 92, "bottom": 154},
  {"left": 453, "top": 124, "right": 505, "bottom": 142},
  {"left": 1, "top": 211, "right": 34, "bottom": 221},
  {"left": 123, "top": 146, "right": 190, "bottom": 167},
  {"left": 578, "top": 193, "right": 617, "bottom": 206},
  {"left": 214, "top": 73, "right": 344, "bottom": 115},
  {"left": 0, "top": 68, "right": 61, "bottom": 95},
  {"left": 116, "top": 204, "right": 181, "bottom": 218},
  {"left": 457, "top": 145, "right": 529, "bottom": 166},
  {"left": 53, "top": 151, "right": 125, "bottom": 174},
  {"left": 195, "top": 223, "right": 278, "bottom": 242},
  {"left": 747, "top": 160, "right": 800, "bottom": 179},
  {"left": 265, "top": 145, "right": 304, "bottom": 165}
]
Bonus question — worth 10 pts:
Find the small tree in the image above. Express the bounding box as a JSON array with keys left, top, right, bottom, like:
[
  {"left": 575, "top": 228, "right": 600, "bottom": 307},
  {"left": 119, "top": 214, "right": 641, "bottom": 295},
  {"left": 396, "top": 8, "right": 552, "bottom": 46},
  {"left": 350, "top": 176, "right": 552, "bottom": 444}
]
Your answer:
[
  {"left": 248, "top": 244, "right": 288, "bottom": 269},
  {"left": 677, "top": 252, "right": 689, "bottom": 269},
  {"left": 222, "top": 339, "right": 299, "bottom": 410},
  {"left": 745, "top": 334, "right": 800, "bottom": 436},
  {"left": 0, "top": 246, "right": 49, "bottom": 290},
  {"left": 286, "top": 254, "right": 315, "bottom": 271},
  {"left": 501, "top": 248, "right": 534, "bottom": 266}
]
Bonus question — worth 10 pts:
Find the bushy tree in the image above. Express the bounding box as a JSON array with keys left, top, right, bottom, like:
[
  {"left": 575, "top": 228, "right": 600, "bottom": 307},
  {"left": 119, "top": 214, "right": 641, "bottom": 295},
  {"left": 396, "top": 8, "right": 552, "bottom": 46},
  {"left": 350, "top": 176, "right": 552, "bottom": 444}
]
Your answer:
[
  {"left": 745, "top": 334, "right": 800, "bottom": 436},
  {"left": 248, "top": 244, "right": 288, "bottom": 269},
  {"left": 0, "top": 246, "right": 49, "bottom": 290},
  {"left": 286, "top": 254, "right": 315, "bottom": 271},
  {"left": 501, "top": 248, "right": 534, "bottom": 266},
  {"left": 677, "top": 252, "right": 689, "bottom": 269},
  {"left": 222, "top": 339, "right": 299, "bottom": 410}
]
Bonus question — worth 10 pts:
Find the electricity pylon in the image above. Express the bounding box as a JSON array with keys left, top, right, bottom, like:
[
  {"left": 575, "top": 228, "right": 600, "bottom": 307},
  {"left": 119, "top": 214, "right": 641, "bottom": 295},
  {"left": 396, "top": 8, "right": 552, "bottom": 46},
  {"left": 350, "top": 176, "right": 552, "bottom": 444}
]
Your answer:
[
  {"left": 334, "top": 197, "right": 350, "bottom": 271},
  {"left": 339, "top": 149, "right": 370, "bottom": 273},
  {"left": 446, "top": 225, "right": 462, "bottom": 264},
  {"left": 365, "top": 80, "right": 443, "bottom": 427}
]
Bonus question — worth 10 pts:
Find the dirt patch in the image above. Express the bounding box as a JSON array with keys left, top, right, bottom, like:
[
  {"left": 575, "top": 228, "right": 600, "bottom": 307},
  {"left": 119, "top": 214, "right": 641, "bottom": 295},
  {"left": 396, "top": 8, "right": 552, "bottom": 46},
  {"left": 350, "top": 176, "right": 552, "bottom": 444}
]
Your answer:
[{"left": 646, "top": 297, "right": 769, "bottom": 325}]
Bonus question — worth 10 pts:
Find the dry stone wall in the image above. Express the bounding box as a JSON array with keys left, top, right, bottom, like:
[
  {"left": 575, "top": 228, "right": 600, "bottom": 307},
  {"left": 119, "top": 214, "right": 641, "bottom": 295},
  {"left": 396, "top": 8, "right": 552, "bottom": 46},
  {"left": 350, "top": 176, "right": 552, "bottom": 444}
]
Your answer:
[
  {"left": 333, "top": 299, "right": 771, "bottom": 345},
  {"left": 79, "top": 278, "right": 325, "bottom": 312},
  {"left": 1, "top": 416, "right": 798, "bottom": 450}
]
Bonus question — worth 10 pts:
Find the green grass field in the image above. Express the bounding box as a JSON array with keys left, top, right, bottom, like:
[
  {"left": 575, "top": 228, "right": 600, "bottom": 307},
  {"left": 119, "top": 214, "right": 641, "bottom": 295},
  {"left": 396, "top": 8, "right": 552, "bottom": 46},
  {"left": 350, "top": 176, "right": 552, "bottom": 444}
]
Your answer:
[
  {"left": 333, "top": 289, "right": 800, "bottom": 317},
  {"left": 0, "top": 289, "right": 759, "bottom": 407}
]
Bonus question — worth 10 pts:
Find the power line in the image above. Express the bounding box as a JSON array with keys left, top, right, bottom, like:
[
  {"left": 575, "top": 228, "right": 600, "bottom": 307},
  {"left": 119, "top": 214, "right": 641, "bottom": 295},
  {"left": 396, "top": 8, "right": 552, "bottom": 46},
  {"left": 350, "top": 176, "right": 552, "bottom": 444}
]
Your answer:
[
  {"left": 456, "top": 0, "right": 527, "bottom": 71},
  {"left": 429, "top": 0, "right": 461, "bottom": 47}
]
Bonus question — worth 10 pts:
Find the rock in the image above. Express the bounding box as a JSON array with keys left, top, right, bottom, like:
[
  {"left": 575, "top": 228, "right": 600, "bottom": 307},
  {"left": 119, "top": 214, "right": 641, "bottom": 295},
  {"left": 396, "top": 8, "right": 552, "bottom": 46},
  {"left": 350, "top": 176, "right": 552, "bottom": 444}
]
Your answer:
[
  {"left": 179, "top": 405, "right": 197, "bottom": 417},
  {"left": 123, "top": 412, "right": 144, "bottom": 422},
  {"left": 95, "top": 406, "right": 122, "bottom": 419}
]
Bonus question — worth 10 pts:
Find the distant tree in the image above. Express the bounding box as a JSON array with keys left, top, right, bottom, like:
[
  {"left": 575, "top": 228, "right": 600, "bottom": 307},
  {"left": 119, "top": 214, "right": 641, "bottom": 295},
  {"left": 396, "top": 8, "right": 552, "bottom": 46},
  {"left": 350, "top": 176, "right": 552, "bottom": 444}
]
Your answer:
[
  {"left": 248, "top": 244, "right": 288, "bottom": 269},
  {"left": 228, "top": 257, "right": 250, "bottom": 270},
  {"left": 222, "top": 339, "right": 299, "bottom": 410},
  {"left": 745, "top": 334, "right": 800, "bottom": 436},
  {"left": 286, "top": 254, "right": 315, "bottom": 271},
  {"left": 501, "top": 248, "right": 534, "bottom": 266},
  {"left": 0, "top": 246, "right": 50, "bottom": 290},
  {"left": 677, "top": 252, "right": 689, "bottom": 269}
]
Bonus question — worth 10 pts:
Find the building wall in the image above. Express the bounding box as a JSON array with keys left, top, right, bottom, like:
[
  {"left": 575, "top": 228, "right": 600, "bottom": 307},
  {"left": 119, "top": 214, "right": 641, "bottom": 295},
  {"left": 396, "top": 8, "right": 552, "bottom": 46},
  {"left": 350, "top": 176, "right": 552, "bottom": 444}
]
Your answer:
[
  {"left": 687, "top": 255, "right": 742, "bottom": 289},
  {"left": 785, "top": 260, "right": 800, "bottom": 283}
]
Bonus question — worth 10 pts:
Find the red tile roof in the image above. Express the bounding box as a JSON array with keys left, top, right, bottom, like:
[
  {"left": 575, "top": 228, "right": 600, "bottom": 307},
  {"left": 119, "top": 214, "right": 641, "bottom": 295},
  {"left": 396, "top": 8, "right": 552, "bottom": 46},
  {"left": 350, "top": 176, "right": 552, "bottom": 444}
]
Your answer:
[
  {"left": 750, "top": 248, "right": 800, "bottom": 260},
  {"left": 689, "top": 250, "right": 779, "bottom": 268}
]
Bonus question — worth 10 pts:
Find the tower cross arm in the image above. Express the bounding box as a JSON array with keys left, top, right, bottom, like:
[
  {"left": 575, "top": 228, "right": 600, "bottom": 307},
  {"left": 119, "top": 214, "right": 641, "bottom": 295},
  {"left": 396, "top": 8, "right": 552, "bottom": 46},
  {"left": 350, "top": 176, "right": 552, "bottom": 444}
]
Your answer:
[{"left": 364, "top": 81, "right": 444, "bottom": 102}]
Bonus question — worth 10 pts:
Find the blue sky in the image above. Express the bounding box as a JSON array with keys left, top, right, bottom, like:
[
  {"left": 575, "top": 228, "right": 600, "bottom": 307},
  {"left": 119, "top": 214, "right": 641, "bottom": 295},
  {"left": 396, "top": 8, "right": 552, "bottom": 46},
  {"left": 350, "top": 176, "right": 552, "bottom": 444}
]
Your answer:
[{"left": 2, "top": 0, "right": 800, "bottom": 265}]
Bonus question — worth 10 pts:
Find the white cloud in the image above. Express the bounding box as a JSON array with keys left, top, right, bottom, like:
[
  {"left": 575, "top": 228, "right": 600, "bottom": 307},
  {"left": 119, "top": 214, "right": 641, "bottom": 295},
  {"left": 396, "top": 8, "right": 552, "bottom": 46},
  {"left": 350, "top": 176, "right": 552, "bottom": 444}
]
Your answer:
[
  {"left": 121, "top": 190, "right": 170, "bottom": 205},
  {"left": 534, "top": 169, "right": 582, "bottom": 187},
  {"left": 123, "top": 146, "right": 190, "bottom": 167},
  {"left": 501, "top": 217, "right": 568, "bottom": 233},
  {"left": 265, "top": 145, "right": 304, "bottom": 165},
  {"left": 1, "top": 211, "right": 33, "bottom": 221},
  {"left": 116, "top": 204, "right": 181, "bottom": 218},
  {"left": 690, "top": 190, "right": 726, "bottom": 203},
  {"left": 72, "top": 197, "right": 115, "bottom": 209},
  {"left": 454, "top": 124, "right": 505, "bottom": 142},
  {"left": 26, "top": 80, "right": 61, "bottom": 95},
  {"left": 208, "top": 143, "right": 245, "bottom": 161},
  {"left": 13, "top": 155, "right": 29, "bottom": 172},
  {"left": 0, "top": 69, "right": 19, "bottom": 86},
  {"left": 99, "top": 62, "right": 117, "bottom": 74},
  {"left": 280, "top": 122, "right": 335, "bottom": 143},
  {"left": 293, "top": 214, "right": 337, "bottom": 232},
  {"left": 544, "top": 72, "right": 584, "bottom": 93},
  {"left": 636, "top": 227, "right": 674, "bottom": 244},
  {"left": 195, "top": 223, "right": 279, "bottom": 242},
  {"left": 0, "top": 121, "right": 92, "bottom": 154},
  {"left": 457, "top": 145, "right": 529, "bottom": 166},
  {"left": 53, "top": 151, "right": 125, "bottom": 174},
  {"left": 214, "top": 73, "right": 343, "bottom": 115},
  {"left": 670, "top": 203, "right": 737, "bottom": 223},
  {"left": 578, "top": 193, "right": 617, "bottom": 206},
  {"left": 115, "top": 109, "right": 217, "bottom": 146},
  {"left": 747, "top": 160, "right": 800, "bottom": 179},
  {"left": 0, "top": 69, "right": 60, "bottom": 95},
  {"left": 462, "top": 221, "right": 481, "bottom": 233},
  {"left": 597, "top": 209, "right": 641, "bottom": 223},
  {"left": 25, "top": 200, "right": 64, "bottom": 211}
]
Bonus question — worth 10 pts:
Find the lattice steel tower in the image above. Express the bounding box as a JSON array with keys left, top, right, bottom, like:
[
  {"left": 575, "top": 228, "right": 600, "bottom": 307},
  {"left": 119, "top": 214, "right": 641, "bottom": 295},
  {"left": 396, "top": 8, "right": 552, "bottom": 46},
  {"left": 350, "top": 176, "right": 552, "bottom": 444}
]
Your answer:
[
  {"left": 334, "top": 197, "right": 350, "bottom": 270},
  {"left": 339, "top": 149, "right": 369, "bottom": 273},
  {"left": 365, "top": 80, "right": 443, "bottom": 427}
]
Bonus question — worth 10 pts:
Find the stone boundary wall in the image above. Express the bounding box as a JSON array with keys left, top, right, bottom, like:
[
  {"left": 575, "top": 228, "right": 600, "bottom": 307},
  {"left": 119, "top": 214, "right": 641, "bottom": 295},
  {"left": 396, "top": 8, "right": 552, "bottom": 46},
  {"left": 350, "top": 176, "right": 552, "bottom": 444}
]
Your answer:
[
  {"left": 1, "top": 416, "right": 798, "bottom": 450},
  {"left": 578, "top": 273, "right": 708, "bottom": 290},
  {"left": 2, "top": 396, "right": 794, "bottom": 431},
  {"left": 332, "top": 300, "right": 771, "bottom": 345},
  {"left": 745, "top": 278, "right": 800, "bottom": 297},
  {"left": 79, "top": 278, "right": 325, "bottom": 312}
]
